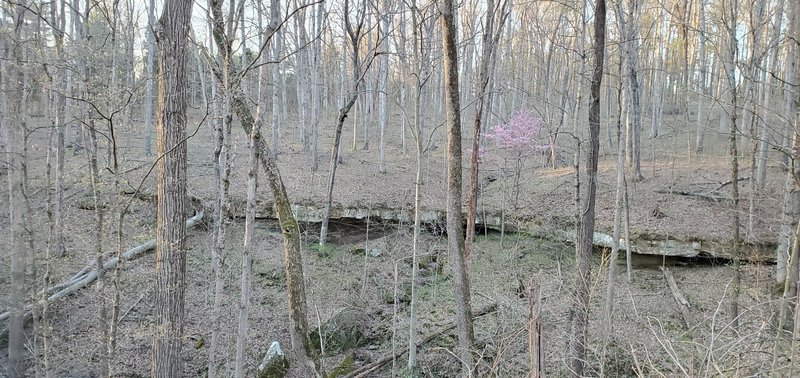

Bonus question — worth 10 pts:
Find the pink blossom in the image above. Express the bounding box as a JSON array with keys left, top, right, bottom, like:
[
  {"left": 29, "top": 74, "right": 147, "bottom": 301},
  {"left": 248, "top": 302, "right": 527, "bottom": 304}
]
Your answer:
[{"left": 486, "top": 110, "right": 550, "bottom": 155}]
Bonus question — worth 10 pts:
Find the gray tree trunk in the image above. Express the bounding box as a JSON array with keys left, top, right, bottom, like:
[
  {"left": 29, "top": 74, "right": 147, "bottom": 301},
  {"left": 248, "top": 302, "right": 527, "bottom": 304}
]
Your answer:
[
  {"left": 378, "top": 0, "right": 389, "bottom": 174},
  {"left": 567, "top": 0, "right": 605, "bottom": 373},
  {"left": 3, "top": 4, "right": 30, "bottom": 376},
  {"left": 695, "top": 0, "right": 709, "bottom": 154},
  {"left": 602, "top": 61, "right": 627, "bottom": 374},
  {"left": 208, "top": 2, "right": 322, "bottom": 373},
  {"left": 270, "top": 1, "right": 282, "bottom": 160},
  {"left": 441, "top": 0, "right": 476, "bottom": 372},
  {"left": 235, "top": 91, "right": 260, "bottom": 378},
  {"left": 144, "top": 0, "right": 156, "bottom": 156},
  {"left": 151, "top": 0, "right": 193, "bottom": 375},
  {"left": 310, "top": 0, "right": 324, "bottom": 170},
  {"left": 617, "top": 0, "right": 643, "bottom": 180},
  {"left": 206, "top": 9, "right": 231, "bottom": 376},
  {"left": 777, "top": 0, "right": 797, "bottom": 283},
  {"left": 756, "top": 0, "right": 786, "bottom": 186}
]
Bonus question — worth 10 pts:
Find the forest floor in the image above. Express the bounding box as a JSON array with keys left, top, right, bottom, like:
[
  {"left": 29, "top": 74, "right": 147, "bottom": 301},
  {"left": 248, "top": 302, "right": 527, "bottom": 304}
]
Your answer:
[{"left": 0, "top": 107, "right": 790, "bottom": 376}]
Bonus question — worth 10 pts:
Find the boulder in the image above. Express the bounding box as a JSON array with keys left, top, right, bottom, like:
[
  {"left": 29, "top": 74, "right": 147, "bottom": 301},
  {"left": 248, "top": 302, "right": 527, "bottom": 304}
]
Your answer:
[
  {"left": 310, "top": 309, "right": 368, "bottom": 355},
  {"left": 258, "top": 341, "right": 289, "bottom": 378}
]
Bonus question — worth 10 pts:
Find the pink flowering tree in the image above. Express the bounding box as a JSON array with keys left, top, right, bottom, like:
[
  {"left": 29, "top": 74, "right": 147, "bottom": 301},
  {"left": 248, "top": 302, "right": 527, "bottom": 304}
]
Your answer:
[{"left": 483, "top": 110, "right": 550, "bottom": 211}]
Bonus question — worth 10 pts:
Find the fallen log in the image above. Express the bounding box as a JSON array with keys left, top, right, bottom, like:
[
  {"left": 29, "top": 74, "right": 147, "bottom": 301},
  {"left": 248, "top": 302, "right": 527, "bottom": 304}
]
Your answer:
[
  {"left": 0, "top": 211, "right": 204, "bottom": 330},
  {"left": 660, "top": 266, "right": 693, "bottom": 329},
  {"left": 342, "top": 303, "right": 498, "bottom": 378},
  {"left": 654, "top": 189, "right": 731, "bottom": 203}
]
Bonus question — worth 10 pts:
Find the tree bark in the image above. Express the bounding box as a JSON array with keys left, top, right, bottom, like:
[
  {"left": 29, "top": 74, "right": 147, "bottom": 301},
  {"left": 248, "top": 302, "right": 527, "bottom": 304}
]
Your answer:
[
  {"left": 320, "top": 0, "right": 366, "bottom": 246},
  {"left": 566, "top": 0, "right": 605, "bottom": 373},
  {"left": 310, "top": 0, "right": 324, "bottom": 170},
  {"left": 616, "top": 0, "right": 643, "bottom": 180},
  {"left": 270, "top": 0, "right": 282, "bottom": 160},
  {"left": 207, "top": 2, "right": 322, "bottom": 374},
  {"left": 151, "top": 0, "right": 193, "bottom": 375},
  {"left": 466, "top": 0, "right": 508, "bottom": 258},
  {"left": 777, "top": 0, "right": 798, "bottom": 283},
  {"left": 441, "top": 0, "right": 476, "bottom": 372},
  {"left": 3, "top": 4, "right": 30, "bottom": 376},
  {"left": 235, "top": 94, "right": 260, "bottom": 378},
  {"left": 695, "top": 0, "right": 709, "bottom": 155},
  {"left": 144, "top": 0, "right": 156, "bottom": 156},
  {"left": 378, "top": 0, "right": 389, "bottom": 174}
]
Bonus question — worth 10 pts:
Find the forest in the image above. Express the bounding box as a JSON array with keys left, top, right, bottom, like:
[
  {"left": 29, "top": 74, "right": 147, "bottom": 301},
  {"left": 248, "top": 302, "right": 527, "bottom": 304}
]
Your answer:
[{"left": 0, "top": 0, "right": 798, "bottom": 376}]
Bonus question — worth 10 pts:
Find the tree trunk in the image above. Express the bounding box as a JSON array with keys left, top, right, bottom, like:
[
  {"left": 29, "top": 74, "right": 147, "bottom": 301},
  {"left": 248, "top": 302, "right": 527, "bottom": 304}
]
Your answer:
[
  {"left": 617, "top": 0, "right": 643, "bottom": 180},
  {"left": 695, "top": 0, "right": 709, "bottom": 155},
  {"left": 466, "top": 0, "right": 508, "bottom": 258},
  {"left": 757, "top": 0, "right": 786, "bottom": 186},
  {"left": 3, "top": 4, "right": 30, "bottom": 376},
  {"left": 235, "top": 96, "right": 260, "bottom": 378},
  {"left": 567, "top": 0, "right": 605, "bottom": 373},
  {"left": 51, "top": 0, "right": 67, "bottom": 259},
  {"left": 441, "top": 0, "right": 476, "bottom": 372},
  {"left": 206, "top": 11, "right": 230, "bottom": 377},
  {"left": 602, "top": 60, "right": 626, "bottom": 375},
  {"left": 407, "top": 1, "right": 426, "bottom": 371},
  {"left": 723, "top": 0, "right": 742, "bottom": 330},
  {"left": 151, "top": 0, "right": 193, "bottom": 375},
  {"left": 144, "top": 0, "right": 156, "bottom": 156},
  {"left": 270, "top": 1, "right": 282, "bottom": 160},
  {"left": 777, "top": 0, "right": 798, "bottom": 282},
  {"left": 378, "top": 0, "right": 389, "bottom": 174},
  {"left": 320, "top": 0, "right": 366, "bottom": 246},
  {"left": 310, "top": 0, "right": 324, "bottom": 170},
  {"left": 207, "top": 2, "right": 322, "bottom": 373}
]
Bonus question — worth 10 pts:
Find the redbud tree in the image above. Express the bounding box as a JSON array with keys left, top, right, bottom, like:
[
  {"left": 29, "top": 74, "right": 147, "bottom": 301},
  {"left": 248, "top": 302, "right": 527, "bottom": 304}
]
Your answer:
[{"left": 483, "top": 110, "right": 550, "bottom": 211}]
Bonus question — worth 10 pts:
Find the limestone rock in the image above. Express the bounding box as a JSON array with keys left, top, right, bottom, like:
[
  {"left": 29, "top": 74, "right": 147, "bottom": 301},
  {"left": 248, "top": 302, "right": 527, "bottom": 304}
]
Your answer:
[{"left": 258, "top": 341, "right": 289, "bottom": 378}]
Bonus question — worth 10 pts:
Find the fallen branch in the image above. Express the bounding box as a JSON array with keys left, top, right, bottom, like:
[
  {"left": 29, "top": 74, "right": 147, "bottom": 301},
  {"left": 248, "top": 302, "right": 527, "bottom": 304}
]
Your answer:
[
  {"left": 654, "top": 189, "right": 731, "bottom": 203},
  {"left": 343, "top": 304, "right": 498, "bottom": 378},
  {"left": 0, "top": 211, "right": 204, "bottom": 332},
  {"left": 660, "top": 266, "right": 693, "bottom": 329},
  {"left": 712, "top": 176, "right": 748, "bottom": 192}
]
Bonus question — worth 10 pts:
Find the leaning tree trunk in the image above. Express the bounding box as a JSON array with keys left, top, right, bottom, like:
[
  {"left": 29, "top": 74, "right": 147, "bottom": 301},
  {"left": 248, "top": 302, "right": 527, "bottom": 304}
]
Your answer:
[
  {"left": 567, "top": 0, "right": 605, "bottom": 373},
  {"left": 207, "top": 1, "right": 322, "bottom": 374},
  {"left": 151, "top": 0, "right": 193, "bottom": 375},
  {"left": 441, "top": 0, "right": 476, "bottom": 373}
]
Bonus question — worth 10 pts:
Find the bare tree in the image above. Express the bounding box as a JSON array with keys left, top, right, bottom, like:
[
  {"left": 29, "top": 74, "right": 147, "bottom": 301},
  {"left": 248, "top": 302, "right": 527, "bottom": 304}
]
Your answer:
[
  {"left": 377, "top": 0, "right": 390, "bottom": 174},
  {"left": 441, "top": 0, "right": 476, "bottom": 372},
  {"left": 566, "top": 0, "right": 605, "bottom": 373},
  {"left": 695, "top": 0, "right": 710, "bottom": 155},
  {"left": 205, "top": 6, "right": 233, "bottom": 376},
  {"left": 207, "top": 1, "right": 322, "bottom": 374},
  {"left": 777, "top": 0, "right": 798, "bottom": 284},
  {"left": 3, "top": 3, "right": 31, "bottom": 377},
  {"left": 143, "top": 0, "right": 156, "bottom": 156},
  {"left": 151, "top": 0, "right": 193, "bottom": 375},
  {"left": 319, "top": 0, "right": 369, "bottom": 246},
  {"left": 465, "top": 0, "right": 508, "bottom": 258},
  {"left": 615, "top": 0, "right": 643, "bottom": 181}
]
